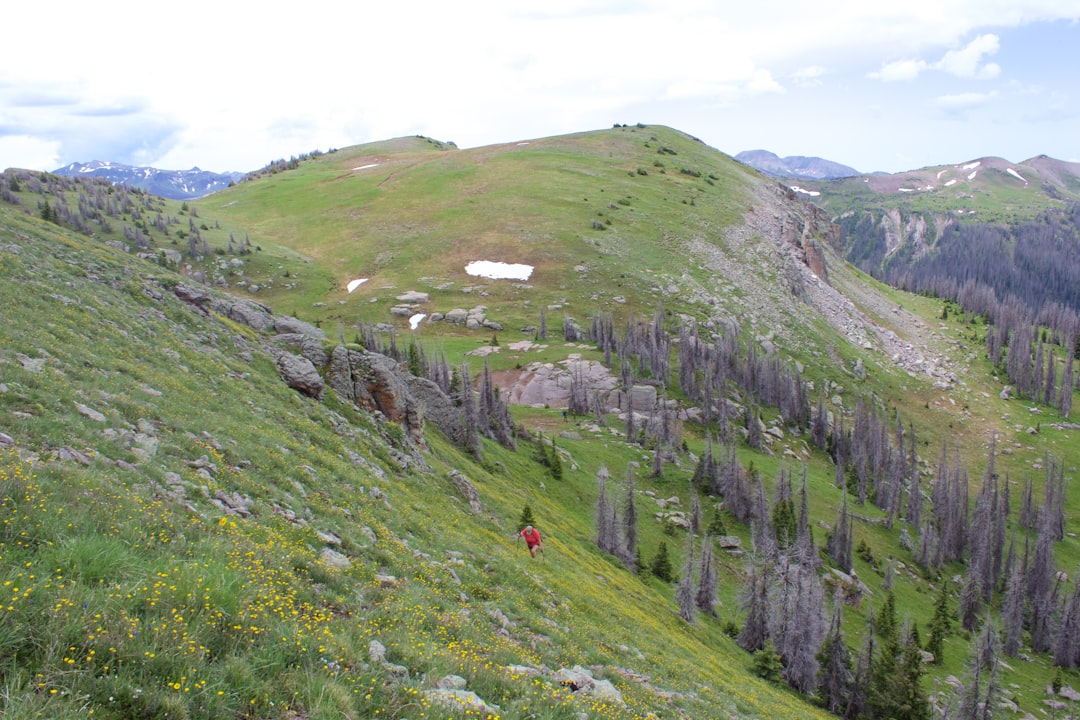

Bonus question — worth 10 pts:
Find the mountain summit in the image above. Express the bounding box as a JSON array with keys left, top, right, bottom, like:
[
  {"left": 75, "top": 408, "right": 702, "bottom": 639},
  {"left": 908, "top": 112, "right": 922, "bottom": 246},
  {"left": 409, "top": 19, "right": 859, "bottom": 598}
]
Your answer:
[
  {"left": 53, "top": 160, "right": 243, "bottom": 199},
  {"left": 735, "top": 149, "right": 859, "bottom": 180}
]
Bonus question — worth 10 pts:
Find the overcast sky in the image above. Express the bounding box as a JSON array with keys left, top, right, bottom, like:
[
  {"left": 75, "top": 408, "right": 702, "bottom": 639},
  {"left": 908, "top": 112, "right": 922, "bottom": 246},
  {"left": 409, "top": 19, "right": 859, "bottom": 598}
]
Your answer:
[{"left": 2, "top": 1, "right": 1078, "bottom": 175}]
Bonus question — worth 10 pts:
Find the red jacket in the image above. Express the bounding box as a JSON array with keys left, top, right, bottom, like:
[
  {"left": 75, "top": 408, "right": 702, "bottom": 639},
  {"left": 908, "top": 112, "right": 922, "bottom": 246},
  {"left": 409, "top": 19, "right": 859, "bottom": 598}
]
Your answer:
[{"left": 520, "top": 527, "right": 542, "bottom": 546}]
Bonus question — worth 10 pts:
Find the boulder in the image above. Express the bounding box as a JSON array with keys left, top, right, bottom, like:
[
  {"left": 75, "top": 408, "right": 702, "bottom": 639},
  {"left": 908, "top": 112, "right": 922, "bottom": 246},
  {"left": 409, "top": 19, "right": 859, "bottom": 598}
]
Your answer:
[
  {"left": 273, "top": 315, "right": 326, "bottom": 339},
  {"left": 395, "top": 290, "right": 429, "bottom": 303},
  {"left": 423, "top": 689, "right": 499, "bottom": 717},
  {"left": 319, "top": 548, "right": 352, "bottom": 570},
  {"left": 276, "top": 352, "right": 324, "bottom": 399}
]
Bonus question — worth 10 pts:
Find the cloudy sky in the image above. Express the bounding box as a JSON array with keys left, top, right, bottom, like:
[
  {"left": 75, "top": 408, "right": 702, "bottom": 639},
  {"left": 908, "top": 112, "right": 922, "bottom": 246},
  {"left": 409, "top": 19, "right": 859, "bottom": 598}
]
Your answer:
[{"left": 2, "top": 1, "right": 1078, "bottom": 174}]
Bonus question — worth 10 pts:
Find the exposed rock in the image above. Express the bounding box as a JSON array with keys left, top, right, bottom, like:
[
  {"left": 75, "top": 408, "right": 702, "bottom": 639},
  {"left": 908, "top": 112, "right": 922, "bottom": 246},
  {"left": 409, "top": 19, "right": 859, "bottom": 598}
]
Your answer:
[
  {"left": 553, "top": 665, "right": 624, "bottom": 705},
  {"left": 0, "top": 432, "right": 14, "bottom": 447},
  {"left": 210, "top": 296, "right": 273, "bottom": 332},
  {"left": 423, "top": 689, "right": 499, "bottom": 716},
  {"left": 273, "top": 315, "right": 326, "bottom": 339},
  {"left": 75, "top": 403, "right": 107, "bottom": 422},
  {"left": 436, "top": 675, "right": 468, "bottom": 690},
  {"left": 58, "top": 446, "right": 93, "bottom": 465},
  {"left": 715, "top": 536, "right": 742, "bottom": 550},
  {"left": 272, "top": 333, "right": 329, "bottom": 369},
  {"left": 445, "top": 308, "right": 469, "bottom": 324},
  {"left": 395, "top": 290, "right": 429, "bottom": 303},
  {"left": 319, "top": 548, "right": 352, "bottom": 570},
  {"left": 368, "top": 640, "right": 387, "bottom": 663},
  {"left": 448, "top": 470, "right": 483, "bottom": 514},
  {"left": 275, "top": 352, "right": 324, "bottom": 399}
]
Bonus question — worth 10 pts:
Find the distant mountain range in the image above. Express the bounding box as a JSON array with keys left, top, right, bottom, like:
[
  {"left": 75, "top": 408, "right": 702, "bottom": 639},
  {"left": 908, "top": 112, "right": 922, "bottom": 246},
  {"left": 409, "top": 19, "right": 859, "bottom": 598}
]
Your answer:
[
  {"left": 53, "top": 161, "right": 244, "bottom": 200},
  {"left": 734, "top": 149, "right": 860, "bottom": 180}
]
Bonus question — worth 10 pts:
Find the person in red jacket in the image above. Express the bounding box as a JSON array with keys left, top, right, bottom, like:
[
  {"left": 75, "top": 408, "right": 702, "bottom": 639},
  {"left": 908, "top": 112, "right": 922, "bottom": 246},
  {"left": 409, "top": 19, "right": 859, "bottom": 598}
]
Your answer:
[{"left": 517, "top": 525, "right": 544, "bottom": 558}]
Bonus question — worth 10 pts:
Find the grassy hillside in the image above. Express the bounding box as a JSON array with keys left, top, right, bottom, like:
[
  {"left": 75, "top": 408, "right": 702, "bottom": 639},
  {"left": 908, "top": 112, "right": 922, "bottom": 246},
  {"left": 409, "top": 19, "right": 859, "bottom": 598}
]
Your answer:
[{"left": 2, "top": 125, "right": 1079, "bottom": 719}]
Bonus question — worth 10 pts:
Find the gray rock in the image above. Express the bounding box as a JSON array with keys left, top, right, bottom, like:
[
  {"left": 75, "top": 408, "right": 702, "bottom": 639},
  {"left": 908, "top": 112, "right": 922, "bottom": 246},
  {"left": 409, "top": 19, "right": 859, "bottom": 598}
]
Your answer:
[
  {"left": 273, "top": 315, "right": 326, "bottom": 339},
  {"left": 395, "top": 290, "right": 429, "bottom": 303},
  {"left": 436, "top": 675, "right": 468, "bottom": 690},
  {"left": 319, "top": 548, "right": 351, "bottom": 570},
  {"left": 75, "top": 403, "right": 107, "bottom": 422},
  {"left": 444, "top": 308, "right": 469, "bottom": 324},
  {"left": 423, "top": 689, "right": 498, "bottom": 716},
  {"left": 448, "top": 470, "right": 483, "bottom": 514},
  {"left": 368, "top": 640, "right": 387, "bottom": 663},
  {"left": 276, "top": 352, "right": 324, "bottom": 399}
]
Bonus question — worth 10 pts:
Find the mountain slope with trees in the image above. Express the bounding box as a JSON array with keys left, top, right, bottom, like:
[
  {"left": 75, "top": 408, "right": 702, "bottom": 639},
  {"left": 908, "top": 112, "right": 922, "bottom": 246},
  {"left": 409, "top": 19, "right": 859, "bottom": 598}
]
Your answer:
[{"left": 1, "top": 125, "right": 1078, "bottom": 719}]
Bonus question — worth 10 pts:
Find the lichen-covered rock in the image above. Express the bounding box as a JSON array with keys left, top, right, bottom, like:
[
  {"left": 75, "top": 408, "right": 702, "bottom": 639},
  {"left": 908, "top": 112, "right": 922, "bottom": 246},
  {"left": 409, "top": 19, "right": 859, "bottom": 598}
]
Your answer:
[
  {"left": 273, "top": 315, "right": 326, "bottom": 339},
  {"left": 276, "top": 352, "right": 324, "bottom": 399}
]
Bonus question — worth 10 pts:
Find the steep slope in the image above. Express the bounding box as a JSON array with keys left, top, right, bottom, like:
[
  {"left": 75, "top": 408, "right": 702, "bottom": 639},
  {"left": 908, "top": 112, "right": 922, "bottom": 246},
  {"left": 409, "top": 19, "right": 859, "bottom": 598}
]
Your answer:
[
  {"left": 0, "top": 194, "right": 838, "bottom": 719},
  {"left": 2, "top": 125, "right": 1078, "bottom": 719}
]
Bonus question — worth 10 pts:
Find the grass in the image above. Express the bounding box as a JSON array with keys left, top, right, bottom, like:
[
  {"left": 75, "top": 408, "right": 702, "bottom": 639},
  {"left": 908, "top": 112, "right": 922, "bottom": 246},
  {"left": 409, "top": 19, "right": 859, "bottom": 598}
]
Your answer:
[{"left": 1, "top": 123, "right": 1079, "bottom": 718}]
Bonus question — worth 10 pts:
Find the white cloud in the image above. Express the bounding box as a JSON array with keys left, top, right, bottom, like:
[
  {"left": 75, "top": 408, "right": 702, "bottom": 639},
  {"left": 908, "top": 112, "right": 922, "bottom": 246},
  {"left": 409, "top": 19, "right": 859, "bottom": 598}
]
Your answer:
[
  {"left": 936, "top": 91, "right": 998, "bottom": 109},
  {"left": 0, "top": 135, "right": 60, "bottom": 170},
  {"left": 746, "top": 69, "right": 786, "bottom": 95},
  {"left": 790, "top": 66, "right": 827, "bottom": 87},
  {"left": 868, "top": 59, "right": 929, "bottom": 82},
  {"left": 936, "top": 34, "right": 1001, "bottom": 77},
  {"left": 868, "top": 32, "right": 1002, "bottom": 82}
]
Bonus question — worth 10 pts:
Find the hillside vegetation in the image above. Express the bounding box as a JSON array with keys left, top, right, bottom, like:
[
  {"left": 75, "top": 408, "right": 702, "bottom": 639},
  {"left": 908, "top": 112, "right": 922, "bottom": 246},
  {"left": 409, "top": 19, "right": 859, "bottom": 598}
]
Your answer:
[{"left": 1, "top": 125, "right": 1078, "bottom": 719}]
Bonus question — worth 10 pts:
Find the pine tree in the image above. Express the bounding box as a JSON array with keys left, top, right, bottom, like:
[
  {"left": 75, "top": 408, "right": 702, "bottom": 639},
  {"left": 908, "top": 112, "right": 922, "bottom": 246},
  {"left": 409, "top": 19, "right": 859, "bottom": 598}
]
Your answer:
[
  {"left": 1001, "top": 550, "right": 1025, "bottom": 657},
  {"left": 650, "top": 541, "right": 673, "bottom": 582},
  {"left": 695, "top": 535, "right": 718, "bottom": 616},
  {"left": 676, "top": 536, "right": 696, "bottom": 623},
  {"left": 620, "top": 464, "right": 638, "bottom": 571},
  {"left": 595, "top": 466, "right": 617, "bottom": 555},
  {"left": 817, "top": 591, "right": 854, "bottom": 716},
  {"left": 957, "top": 618, "right": 1002, "bottom": 720},
  {"left": 518, "top": 504, "right": 536, "bottom": 532},
  {"left": 926, "top": 583, "right": 953, "bottom": 664}
]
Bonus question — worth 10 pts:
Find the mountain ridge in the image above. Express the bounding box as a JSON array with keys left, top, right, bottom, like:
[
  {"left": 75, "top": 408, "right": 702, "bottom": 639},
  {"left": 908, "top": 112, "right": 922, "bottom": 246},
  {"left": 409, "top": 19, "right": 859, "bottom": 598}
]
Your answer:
[
  {"left": 1, "top": 124, "right": 1077, "bottom": 719},
  {"left": 52, "top": 160, "right": 244, "bottom": 200},
  {"left": 735, "top": 149, "right": 860, "bottom": 180}
]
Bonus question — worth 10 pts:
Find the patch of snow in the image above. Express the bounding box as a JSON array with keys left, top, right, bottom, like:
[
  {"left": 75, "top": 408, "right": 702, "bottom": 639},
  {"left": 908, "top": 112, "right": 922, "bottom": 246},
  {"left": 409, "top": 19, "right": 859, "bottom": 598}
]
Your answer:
[
  {"left": 517, "top": 142, "right": 530, "bottom": 146},
  {"left": 409, "top": 313, "right": 426, "bottom": 330},
  {"left": 789, "top": 185, "right": 821, "bottom": 197},
  {"left": 898, "top": 188, "right": 915, "bottom": 193},
  {"left": 346, "top": 278, "right": 369, "bottom": 293},
  {"left": 1006, "top": 168, "right": 1028, "bottom": 183},
  {"left": 921, "top": 185, "right": 935, "bottom": 191},
  {"left": 465, "top": 261, "right": 533, "bottom": 280},
  {"left": 353, "top": 164, "right": 379, "bottom": 171},
  {"left": 967, "top": 171, "right": 978, "bottom": 181},
  {"left": 944, "top": 179, "right": 957, "bottom": 187},
  {"left": 962, "top": 161, "right": 981, "bottom": 170},
  {"left": 936, "top": 169, "right": 947, "bottom": 179},
  {"left": 863, "top": 178, "right": 869, "bottom": 183}
]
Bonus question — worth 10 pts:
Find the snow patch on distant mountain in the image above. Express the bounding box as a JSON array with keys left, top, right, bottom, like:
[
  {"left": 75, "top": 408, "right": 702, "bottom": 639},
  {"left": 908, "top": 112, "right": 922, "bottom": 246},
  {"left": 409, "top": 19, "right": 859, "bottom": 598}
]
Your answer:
[{"left": 53, "top": 161, "right": 245, "bottom": 200}]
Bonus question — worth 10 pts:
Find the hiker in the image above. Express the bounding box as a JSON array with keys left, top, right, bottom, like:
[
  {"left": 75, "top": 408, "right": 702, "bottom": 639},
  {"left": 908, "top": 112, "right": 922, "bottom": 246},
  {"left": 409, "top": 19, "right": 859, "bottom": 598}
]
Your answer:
[{"left": 517, "top": 524, "right": 544, "bottom": 558}]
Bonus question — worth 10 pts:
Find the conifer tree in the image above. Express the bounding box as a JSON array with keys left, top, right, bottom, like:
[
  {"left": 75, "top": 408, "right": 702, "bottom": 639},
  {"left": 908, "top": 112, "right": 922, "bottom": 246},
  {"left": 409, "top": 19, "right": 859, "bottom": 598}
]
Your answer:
[
  {"left": 1001, "top": 550, "right": 1025, "bottom": 657},
  {"left": 695, "top": 535, "right": 718, "bottom": 616},
  {"left": 957, "top": 618, "right": 1002, "bottom": 720},
  {"left": 518, "top": 504, "right": 536, "bottom": 531},
  {"left": 620, "top": 464, "right": 638, "bottom": 571},
  {"left": 817, "top": 591, "right": 854, "bottom": 716},
  {"left": 650, "top": 541, "right": 673, "bottom": 582},
  {"left": 595, "top": 466, "right": 617, "bottom": 555},
  {"left": 926, "top": 583, "right": 953, "bottom": 664},
  {"left": 676, "top": 536, "right": 696, "bottom": 623}
]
